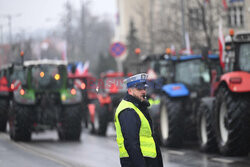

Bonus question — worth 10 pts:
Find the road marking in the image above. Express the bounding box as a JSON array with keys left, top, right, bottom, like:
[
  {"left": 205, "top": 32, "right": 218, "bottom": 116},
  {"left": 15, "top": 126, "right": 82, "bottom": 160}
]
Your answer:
[
  {"left": 11, "top": 142, "right": 75, "bottom": 167},
  {"left": 211, "top": 157, "right": 235, "bottom": 164},
  {"left": 0, "top": 133, "right": 84, "bottom": 167},
  {"left": 167, "top": 150, "right": 185, "bottom": 155}
]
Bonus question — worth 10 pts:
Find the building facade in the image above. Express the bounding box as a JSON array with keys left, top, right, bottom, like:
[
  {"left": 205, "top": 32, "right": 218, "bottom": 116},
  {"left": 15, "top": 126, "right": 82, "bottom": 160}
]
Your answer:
[{"left": 114, "top": 0, "right": 250, "bottom": 73}]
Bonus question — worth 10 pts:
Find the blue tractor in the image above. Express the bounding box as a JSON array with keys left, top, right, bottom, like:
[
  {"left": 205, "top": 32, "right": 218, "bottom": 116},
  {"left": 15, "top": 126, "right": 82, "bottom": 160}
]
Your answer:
[{"left": 149, "top": 54, "right": 222, "bottom": 147}]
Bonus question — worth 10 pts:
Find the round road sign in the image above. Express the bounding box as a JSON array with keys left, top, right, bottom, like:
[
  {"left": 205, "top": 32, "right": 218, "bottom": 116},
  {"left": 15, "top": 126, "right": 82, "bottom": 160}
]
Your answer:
[{"left": 109, "top": 42, "right": 126, "bottom": 58}]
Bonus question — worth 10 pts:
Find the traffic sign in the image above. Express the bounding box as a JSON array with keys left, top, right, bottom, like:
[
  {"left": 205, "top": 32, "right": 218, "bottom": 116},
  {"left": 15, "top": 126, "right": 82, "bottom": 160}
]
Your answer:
[{"left": 109, "top": 42, "right": 126, "bottom": 58}]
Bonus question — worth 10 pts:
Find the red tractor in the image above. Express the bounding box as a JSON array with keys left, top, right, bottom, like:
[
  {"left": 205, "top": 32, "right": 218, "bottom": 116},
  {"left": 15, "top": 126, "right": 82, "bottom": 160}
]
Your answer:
[
  {"left": 0, "top": 63, "right": 23, "bottom": 132},
  {"left": 0, "top": 64, "right": 12, "bottom": 132},
  {"left": 68, "top": 66, "right": 97, "bottom": 129},
  {"left": 197, "top": 30, "right": 250, "bottom": 156},
  {"left": 90, "top": 71, "right": 132, "bottom": 136}
]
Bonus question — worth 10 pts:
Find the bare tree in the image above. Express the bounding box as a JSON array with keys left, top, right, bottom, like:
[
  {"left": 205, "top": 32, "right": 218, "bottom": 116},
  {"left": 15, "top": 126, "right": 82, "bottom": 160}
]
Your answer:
[
  {"left": 60, "top": 1, "right": 114, "bottom": 74},
  {"left": 61, "top": 1, "right": 76, "bottom": 60},
  {"left": 187, "top": 0, "right": 225, "bottom": 51},
  {"left": 131, "top": 0, "right": 225, "bottom": 54}
]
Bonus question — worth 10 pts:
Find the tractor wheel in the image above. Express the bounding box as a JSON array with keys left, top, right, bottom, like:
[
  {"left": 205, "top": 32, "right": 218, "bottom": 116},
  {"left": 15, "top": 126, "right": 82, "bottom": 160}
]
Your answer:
[
  {"left": 183, "top": 113, "right": 197, "bottom": 141},
  {"left": 91, "top": 101, "right": 109, "bottom": 136},
  {"left": 197, "top": 102, "right": 217, "bottom": 152},
  {"left": 0, "top": 99, "right": 9, "bottom": 132},
  {"left": 159, "top": 96, "right": 184, "bottom": 147},
  {"left": 9, "top": 102, "right": 31, "bottom": 141},
  {"left": 58, "top": 104, "right": 82, "bottom": 141},
  {"left": 214, "top": 86, "right": 250, "bottom": 156},
  {"left": 148, "top": 102, "right": 161, "bottom": 143}
]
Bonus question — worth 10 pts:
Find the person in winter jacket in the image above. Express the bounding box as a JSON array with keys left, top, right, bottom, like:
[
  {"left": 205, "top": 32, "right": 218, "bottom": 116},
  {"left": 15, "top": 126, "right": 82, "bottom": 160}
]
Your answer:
[{"left": 114, "top": 73, "right": 163, "bottom": 167}]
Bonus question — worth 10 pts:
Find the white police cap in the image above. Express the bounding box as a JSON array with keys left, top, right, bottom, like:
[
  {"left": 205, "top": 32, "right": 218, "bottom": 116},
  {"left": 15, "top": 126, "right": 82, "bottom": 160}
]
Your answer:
[{"left": 124, "top": 73, "right": 148, "bottom": 89}]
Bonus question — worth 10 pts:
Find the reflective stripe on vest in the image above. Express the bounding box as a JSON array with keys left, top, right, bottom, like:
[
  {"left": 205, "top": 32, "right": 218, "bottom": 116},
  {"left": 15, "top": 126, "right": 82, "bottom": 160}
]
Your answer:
[{"left": 114, "top": 100, "right": 157, "bottom": 158}]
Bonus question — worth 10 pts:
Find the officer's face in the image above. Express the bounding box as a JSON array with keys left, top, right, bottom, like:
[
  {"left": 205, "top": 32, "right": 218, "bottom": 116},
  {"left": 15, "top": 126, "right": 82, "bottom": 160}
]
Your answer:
[{"left": 129, "top": 87, "right": 147, "bottom": 102}]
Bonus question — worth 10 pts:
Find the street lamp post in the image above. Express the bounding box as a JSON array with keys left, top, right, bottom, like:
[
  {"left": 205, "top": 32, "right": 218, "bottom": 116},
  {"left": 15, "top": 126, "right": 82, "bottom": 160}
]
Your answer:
[
  {"left": 20, "top": 50, "right": 24, "bottom": 65},
  {"left": 180, "top": 0, "right": 186, "bottom": 49},
  {"left": 134, "top": 48, "right": 141, "bottom": 73},
  {"left": 0, "top": 25, "right": 3, "bottom": 44},
  {"left": 1, "top": 13, "right": 22, "bottom": 44}
]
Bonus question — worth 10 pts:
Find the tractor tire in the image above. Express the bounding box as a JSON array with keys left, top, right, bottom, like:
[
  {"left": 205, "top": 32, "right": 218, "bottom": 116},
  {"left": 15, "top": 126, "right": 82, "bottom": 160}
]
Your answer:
[
  {"left": 0, "top": 99, "right": 9, "bottom": 132},
  {"left": 9, "top": 102, "right": 31, "bottom": 141},
  {"left": 148, "top": 102, "right": 161, "bottom": 143},
  {"left": 184, "top": 114, "right": 197, "bottom": 141},
  {"left": 58, "top": 104, "right": 82, "bottom": 141},
  {"left": 214, "top": 86, "right": 250, "bottom": 156},
  {"left": 197, "top": 102, "right": 217, "bottom": 153},
  {"left": 91, "top": 101, "right": 109, "bottom": 136},
  {"left": 158, "top": 96, "right": 184, "bottom": 147}
]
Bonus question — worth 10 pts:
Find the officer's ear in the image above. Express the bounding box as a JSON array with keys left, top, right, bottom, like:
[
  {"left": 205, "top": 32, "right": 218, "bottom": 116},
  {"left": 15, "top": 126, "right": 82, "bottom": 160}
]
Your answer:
[{"left": 128, "top": 88, "right": 134, "bottom": 95}]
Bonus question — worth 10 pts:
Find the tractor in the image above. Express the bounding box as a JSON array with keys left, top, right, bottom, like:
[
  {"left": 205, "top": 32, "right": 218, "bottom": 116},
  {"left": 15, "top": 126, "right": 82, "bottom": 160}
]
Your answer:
[
  {"left": 0, "top": 63, "right": 24, "bottom": 132},
  {"left": 197, "top": 31, "right": 250, "bottom": 156},
  {"left": 9, "top": 59, "right": 83, "bottom": 141},
  {"left": 151, "top": 53, "right": 222, "bottom": 147},
  {"left": 67, "top": 62, "right": 97, "bottom": 129},
  {"left": 90, "top": 71, "right": 132, "bottom": 136}
]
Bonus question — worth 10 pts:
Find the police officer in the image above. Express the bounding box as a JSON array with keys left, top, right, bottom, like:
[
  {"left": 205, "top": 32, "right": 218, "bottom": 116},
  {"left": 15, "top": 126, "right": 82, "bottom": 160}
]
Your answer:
[{"left": 114, "top": 73, "right": 163, "bottom": 167}]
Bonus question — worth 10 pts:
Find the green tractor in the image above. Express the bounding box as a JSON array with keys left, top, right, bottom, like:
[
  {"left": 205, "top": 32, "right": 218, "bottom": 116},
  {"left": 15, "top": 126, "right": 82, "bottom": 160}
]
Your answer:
[{"left": 9, "top": 59, "right": 83, "bottom": 141}]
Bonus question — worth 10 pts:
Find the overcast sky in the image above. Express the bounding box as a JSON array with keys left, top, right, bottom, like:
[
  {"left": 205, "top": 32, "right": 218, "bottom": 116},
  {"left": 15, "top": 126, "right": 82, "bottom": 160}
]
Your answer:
[{"left": 0, "top": 0, "right": 116, "bottom": 40}]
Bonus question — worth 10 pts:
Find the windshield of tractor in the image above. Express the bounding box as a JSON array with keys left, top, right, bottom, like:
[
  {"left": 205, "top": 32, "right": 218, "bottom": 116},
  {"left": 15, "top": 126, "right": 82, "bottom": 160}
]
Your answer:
[
  {"left": 175, "top": 59, "right": 210, "bottom": 86},
  {"left": 31, "top": 64, "right": 64, "bottom": 90},
  {"left": 9, "top": 67, "right": 27, "bottom": 86},
  {"left": 239, "top": 43, "right": 250, "bottom": 71},
  {"left": 150, "top": 60, "right": 170, "bottom": 77}
]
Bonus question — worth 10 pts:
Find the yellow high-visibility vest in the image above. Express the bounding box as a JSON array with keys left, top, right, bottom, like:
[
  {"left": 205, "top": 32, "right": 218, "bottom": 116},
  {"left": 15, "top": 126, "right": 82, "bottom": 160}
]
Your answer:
[
  {"left": 148, "top": 98, "right": 160, "bottom": 107},
  {"left": 114, "top": 100, "right": 157, "bottom": 158}
]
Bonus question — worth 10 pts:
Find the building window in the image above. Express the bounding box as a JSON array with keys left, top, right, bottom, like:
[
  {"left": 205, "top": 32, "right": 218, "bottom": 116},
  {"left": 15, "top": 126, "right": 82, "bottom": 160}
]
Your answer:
[
  {"left": 189, "top": 8, "right": 201, "bottom": 30},
  {"left": 227, "top": 6, "right": 244, "bottom": 27},
  {"left": 239, "top": 6, "right": 244, "bottom": 26}
]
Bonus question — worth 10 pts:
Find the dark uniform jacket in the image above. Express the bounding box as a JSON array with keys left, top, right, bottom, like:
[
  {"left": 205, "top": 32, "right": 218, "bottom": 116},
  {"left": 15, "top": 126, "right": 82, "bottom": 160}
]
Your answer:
[{"left": 118, "top": 93, "right": 163, "bottom": 167}]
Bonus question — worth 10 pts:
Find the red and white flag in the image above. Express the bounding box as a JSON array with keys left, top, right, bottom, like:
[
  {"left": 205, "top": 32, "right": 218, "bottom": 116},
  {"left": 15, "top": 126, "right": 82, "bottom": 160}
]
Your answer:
[
  {"left": 204, "top": 0, "right": 210, "bottom": 5},
  {"left": 222, "top": 0, "right": 228, "bottom": 10},
  {"left": 171, "top": 44, "right": 176, "bottom": 55},
  {"left": 82, "top": 61, "right": 89, "bottom": 74},
  {"left": 180, "top": 32, "right": 193, "bottom": 55},
  {"left": 218, "top": 19, "right": 225, "bottom": 69}
]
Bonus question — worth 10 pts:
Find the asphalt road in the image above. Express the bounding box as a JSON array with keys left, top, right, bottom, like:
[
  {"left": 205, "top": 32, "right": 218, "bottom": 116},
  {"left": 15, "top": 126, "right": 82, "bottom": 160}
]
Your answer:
[{"left": 0, "top": 125, "right": 250, "bottom": 167}]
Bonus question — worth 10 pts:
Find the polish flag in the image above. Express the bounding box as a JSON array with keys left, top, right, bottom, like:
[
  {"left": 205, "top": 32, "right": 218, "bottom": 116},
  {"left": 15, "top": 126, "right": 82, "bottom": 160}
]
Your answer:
[
  {"left": 82, "top": 61, "right": 89, "bottom": 74},
  {"left": 222, "top": 0, "right": 228, "bottom": 10},
  {"left": 204, "top": 0, "right": 210, "bottom": 5},
  {"left": 171, "top": 45, "right": 176, "bottom": 55},
  {"left": 180, "top": 32, "right": 193, "bottom": 55},
  {"left": 75, "top": 61, "right": 89, "bottom": 75},
  {"left": 75, "top": 63, "right": 84, "bottom": 75},
  {"left": 218, "top": 19, "right": 225, "bottom": 69}
]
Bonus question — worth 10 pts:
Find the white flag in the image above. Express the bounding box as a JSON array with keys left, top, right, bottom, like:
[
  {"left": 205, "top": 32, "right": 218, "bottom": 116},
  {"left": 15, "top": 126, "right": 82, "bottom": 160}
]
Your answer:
[{"left": 185, "top": 32, "right": 192, "bottom": 55}]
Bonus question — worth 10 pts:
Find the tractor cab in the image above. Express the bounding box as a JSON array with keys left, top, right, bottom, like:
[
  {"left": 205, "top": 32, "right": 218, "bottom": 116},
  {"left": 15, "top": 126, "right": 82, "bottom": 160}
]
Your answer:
[
  {"left": 172, "top": 54, "right": 222, "bottom": 98},
  {"left": 224, "top": 31, "right": 250, "bottom": 72}
]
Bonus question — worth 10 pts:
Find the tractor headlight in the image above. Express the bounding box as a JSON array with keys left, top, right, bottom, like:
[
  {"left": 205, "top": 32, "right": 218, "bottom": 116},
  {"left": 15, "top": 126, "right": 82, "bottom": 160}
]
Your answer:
[
  {"left": 14, "top": 88, "right": 35, "bottom": 105},
  {"left": 61, "top": 88, "right": 82, "bottom": 105}
]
